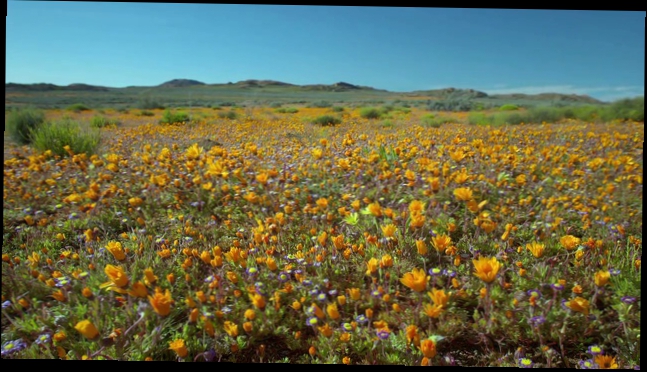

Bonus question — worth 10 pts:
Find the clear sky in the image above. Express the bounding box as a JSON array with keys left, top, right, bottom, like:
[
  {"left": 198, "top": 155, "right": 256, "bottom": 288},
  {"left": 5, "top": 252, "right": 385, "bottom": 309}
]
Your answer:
[{"left": 6, "top": 2, "right": 645, "bottom": 101}]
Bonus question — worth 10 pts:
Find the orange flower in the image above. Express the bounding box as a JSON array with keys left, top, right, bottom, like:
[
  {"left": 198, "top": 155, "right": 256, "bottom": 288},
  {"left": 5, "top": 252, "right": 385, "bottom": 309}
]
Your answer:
[
  {"left": 594, "top": 270, "right": 610, "bottom": 287},
  {"left": 380, "top": 254, "right": 393, "bottom": 268},
  {"left": 106, "top": 241, "right": 126, "bottom": 261},
  {"left": 419, "top": 339, "right": 437, "bottom": 358},
  {"left": 526, "top": 242, "right": 545, "bottom": 258},
  {"left": 128, "top": 282, "right": 148, "bottom": 298},
  {"left": 560, "top": 235, "right": 581, "bottom": 251},
  {"left": 400, "top": 268, "right": 427, "bottom": 292},
  {"left": 326, "top": 303, "right": 340, "bottom": 320},
  {"left": 348, "top": 288, "right": 361, "bottom": 301},
  {"left": 416, "top": 240, "right": 428, "bottom": 255},
  {"left": 143, "top": 267, "right": 158, "bottom": 286},
  {"left": 472, "top": 256, "right": 501, "bottom": 284},
  {"left": 594, "top": 355, "right": 618, "bottom": 369},
  {"left": 75, "top": 320, "right": 99, "bottom": 340},
  {"left": 406, "top": 325, "right": 420, "bottom": 346},
  {"left": 148, "top": 287, "right": 173, "bottom": 316},
  {"left": 453, "top": 187, "right": 473, "bottom": 201},
  {"left": 381, "top": 224, "right": 397, "bottom": 238},
  {"left": 168, "top": 339, "right": 188, "bottom": 358},
  {"left": 249, "top": 293, "right": 266, "bottom": 310},
  {"left": 431, "top": 234, "right": 451, "bottom": 253},
  {"left": 224, "top": 321, "right": 239, "bottom": 337},
  {"left": 102, "top": 264, "right": 129, "bottom": 288},
  {"left": 366, "top": 258, "right": 379, "bottom": 276},
  {"left": 565, "top": 297, "right": 590, "bottom": 316},
  {"left": 428, "top": 288, "right": 449, "bottom": 308}
]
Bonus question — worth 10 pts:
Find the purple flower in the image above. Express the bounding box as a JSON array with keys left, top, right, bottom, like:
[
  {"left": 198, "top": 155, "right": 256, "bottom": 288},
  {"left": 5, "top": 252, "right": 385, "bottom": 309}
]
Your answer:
[
  {"left": 527, "top": 289, "right": 541, "bottom": 298},
  {"left": 579, "top": 359, "right": 598, "bottom": 369},
  {"left": 1, "top": 339, "right": 27, "bottom": 357},
  {"left": 355, "top": 315, "right": 368, "bottom": 325},
  {"left": 529, "top": 316, "right": 546, "bottom": 327},
  {"left": 551, "top": 283, "right": 565, "bottom": 291},
  {"left": 254, "top": 282, "right": 266, "bottom": 296},
  {"left": 621, "top": 296, "right": 637, "bottom": 304},
  {"left": 2, "top": 301, "right": 11, "bottom": 309},
  {"left": 341, "top": 323, "right": 353, "bottom": 332},
  {"left": 376, "top": 329, "right": 390, "bottom": 340},
  {"left": 328, "top": 289, "right": 338, "bottom": 296},
  {"left": 306, "top": 317, "right": 318, "bottom": 326},
  {"left": 442, "top": 269, "right": 457, "bottom": 278},
  {"left": 609, "top": 268, "right": 621, "bottom": 276},
  {"left": 302, "top": 279, "right": 312, "bottom": 287},
  {"left": 518, "top": 358, "right": 533, "bottom": 368},
  {"left": 428, "top": 268, "right": 443, "bottom": 276},
  {"left": 204, "top": 275, "right": 215, "bottom": 283},
  {"left": 35, "top": 333, "right": 51, "bottom": 345},
  {"left": 587, "top": 345, "right": 603, "bottom": 355},
  {"left": 277, "top": 272, "right": 290, "bottom": 282},
  {"left": 371, "top": 290, "right": 382, "bottom": 299},
  {"left": 316, "top": 293, "right": 327, "bottom": 302}
]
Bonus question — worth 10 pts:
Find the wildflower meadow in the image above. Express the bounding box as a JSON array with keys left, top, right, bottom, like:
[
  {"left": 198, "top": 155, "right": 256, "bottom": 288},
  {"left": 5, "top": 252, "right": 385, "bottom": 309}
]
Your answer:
[{"left": 2, "top": 106, "right": 642, "bottom": 367}]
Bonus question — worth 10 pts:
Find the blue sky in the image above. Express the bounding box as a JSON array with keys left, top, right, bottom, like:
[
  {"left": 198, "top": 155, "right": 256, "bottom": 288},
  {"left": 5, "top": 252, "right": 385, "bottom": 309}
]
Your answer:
[{"left": 6, "top": 2, "right": 645, "bottom": 101}]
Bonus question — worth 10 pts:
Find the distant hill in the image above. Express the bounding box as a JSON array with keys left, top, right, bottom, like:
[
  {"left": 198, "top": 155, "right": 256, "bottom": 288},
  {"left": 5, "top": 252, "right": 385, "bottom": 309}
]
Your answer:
[
  {"left": 157, "top": 79, "right": 206, "bottom": 88},
  {"left": 488, "top": 92, "right": 603, "bottom": 104},
  {"left": 5, "top": 79, "right": 610, "bottom": 106},
  {"left": 6, "top": 82, "right": 110, "bottom": 92}
]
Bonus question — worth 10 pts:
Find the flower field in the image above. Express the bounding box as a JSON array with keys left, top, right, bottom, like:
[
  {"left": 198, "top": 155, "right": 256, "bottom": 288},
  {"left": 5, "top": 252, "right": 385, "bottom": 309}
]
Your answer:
[{"left": 2, "top": 107, "right": 642, "bottom": 366}]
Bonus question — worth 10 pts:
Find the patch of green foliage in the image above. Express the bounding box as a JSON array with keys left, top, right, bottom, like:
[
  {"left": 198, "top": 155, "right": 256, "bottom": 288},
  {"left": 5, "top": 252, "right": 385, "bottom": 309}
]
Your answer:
[
  {"left": 30, "top": 118, "right": 101, "bottom": 157},
  {"left": 6, "top": 106, "right": 46, "bottom": 145}
]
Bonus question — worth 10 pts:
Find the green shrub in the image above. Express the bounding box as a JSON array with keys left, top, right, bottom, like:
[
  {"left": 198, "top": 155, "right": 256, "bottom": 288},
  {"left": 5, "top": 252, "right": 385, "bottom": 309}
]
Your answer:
[
  {"left": 217, "top": 111, "right": 238, "bottom": 120},
  {"left": 493, "top": 112, "right": 525, "bottom": 125},
  {"left": 90, "top": 115, "right": 121, "bottom": 128},
  {"left": 359, "top": 107, "right": 383, "bottom": 120},
  {"left": 137, "top": 96, "right": 165, "bottom": 110},
  {"left": 159, "top": 110, "right": 190, "bottom": 125},
  {"left": 275, "top": 107, "right": 299, "bottom": 114},
  {"left": 499, "top": 104, "right": 519, "bottom": 111},
  {"left": 604, "top": 97, "right": 644, "bottom": 122},
  {"left": 331, "top": 106, "right": 345, "bottom": 112},
  {"left": 66, "top": 103, "right": 90, "bottom": 112},
  {"left": 30, "top": 118, "right": 101, "bottom": 157},
  {"left": 6, "top": 107, "right": 46, "bottom": 145},
  {"left": 467, "top": 113, "right": 491, "bottom": 126},
  {"left": 420, "top": 114, "right": 452, "bottom": 128},
  {"left": 312, "top": 115, "right": 341, "bottom": 126},
  {"left": 139, "top": 110, "right": 155, "bottom": 117},
  {"left": 309, "top": 101, "right": 332, "bottom": 108},
  {"left": 380, "top": 119, "right": 394, "bottom": 128}
]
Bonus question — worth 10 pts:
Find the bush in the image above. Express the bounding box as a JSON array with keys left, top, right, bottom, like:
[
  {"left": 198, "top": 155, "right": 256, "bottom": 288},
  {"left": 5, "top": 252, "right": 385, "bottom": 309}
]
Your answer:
[
  {"left": 137, "top": 96, "right": 165, "bottom": 110},
  {"left": 66, "top": 103, "right": 90, "bottom": 112},
  {"left": 331, "top": 106, "right": 345, "bottom": 112},
  {"left": 217, "top": 111, "right": 238, "bottom": 120},
  {"left": 359, "top": 107, "right": 383, "bottom": 120},
  {"left": 6, "top": 107, "right": 46, "bottom": 145},
  {"left": 467, "top": 113, "right": 491, "bottom": 126},
  {"left": 139, "top": 110, "right": 155, "bottom": 117},
  {"left": 605, "top": 97, "right": 644, "bottom": 122},
  {"left": 159, "top": 110, "right": 190, "bottom": 125},
  {"left": 312, "top": 115, "right": 341, "bottom": 126},
  {"left": 499, "top": 104, "right": 519, "bottom": 111},
  {"left": 90, "top": 115, "right": 121, "bottom": 128},
  {"left": 420, "top": 114, "right": 452, "bottom": 128},
  {"left": 309, "top": 101, "right": 332, "bottom": 108},
  {"left": 275, "top": 107, "right": 299, "bottom": 114},
  {"left": 30, "top": 118, "right": 101, "bottom": 157}
]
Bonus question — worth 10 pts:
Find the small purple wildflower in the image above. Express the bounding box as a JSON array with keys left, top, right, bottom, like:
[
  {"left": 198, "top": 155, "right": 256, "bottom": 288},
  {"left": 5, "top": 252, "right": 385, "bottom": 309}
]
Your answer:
[
  {"left": 355, "top": 315, "right": 368, "bottom": 325},
  {"left": 609, "top": 268, "right": 621, "bottom": 276},
  {"left": 518, "top": 358, "right": 533, "bottom": 368},
  {"left": 277, "top": 272, "right": 290, "bottom": 282},
  {"left": 1, "top": 339, "right": 27, "bottom": 357},
  {"left": 579, "top": 359, "right": 598, "bottom": 369},
  {"left": 341, "top": 323, "right": 353, "bottom": 332},
  {"left": 551, "top": 283, "right": 565, "bottom": 291},
  {"left": 2, "top": 301, "right": 11, "bottom": 309},
  {"left": 306, "top": 317, "right": 318, "bottom": 326},
  {"left": 529, "top": 316, "right": 546, "bottom": 327},
  {"left": 376, "top": 328, "right": 390, "bottom": 340},
  {"left": 621, "top": 296, "right": 637, "bottom": 304},
  {"left": 35, "top": 333, "right": 51, "bottom": 345},
  {"left": 428, "top": 268, "right": 443, "bottom": 276},
  {"left": 587, "top": 345, "right": 603, "bottom": 355}
]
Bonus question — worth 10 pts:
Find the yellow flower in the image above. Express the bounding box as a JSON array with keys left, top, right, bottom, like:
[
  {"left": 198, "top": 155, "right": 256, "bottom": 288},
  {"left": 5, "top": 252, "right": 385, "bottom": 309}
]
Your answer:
[
  {"left": 224, "top": 321, "right": 239, "bottom": 337},
  {"left": 148, "top": 287, "right": 173, "bottom": 316},
  {"left": 416, "top": 240, "right": 428, "bottom": 255},
  {"left": 594, "top": 270, "right": 611, "bottom": 287},
  {"left": 102, "top": 264, "right": 129, "bottom": 288},
  {"left": 367, "top": 202, "right": 382, "bottom": 217},
  {"left": 326, "top": 303, "right": 340, "bottom": 320},
  {"left": 453, "top": 187, "right": 473, "bottom": 201},
  {"left": 75, "top": 320, "right": 99, "bottom": 340},
  {"left": 431, "top": 234, "right": 451, "bottom": 253},
  {"left": 594, "top": 355, "right": 619, "bottom": 369},
  {"left": 168, "top": 339, "right": 188, "bottom": 358},
  {"left": 424, "top": 303, "right": 444, "bottom": 318},
  {"left": 472, "top": 256, "right": 501, "bottom": 284},
  {"left": 317, "top": 323, "right": 333, "bottom": 338},
  {"left": 128, "top": 197, "right": 143, "bottom": 207},
  {"left": 419, "top": 339, "right": 437, "bottom": 358},
  {"left": 400, "top": 268, "right": 427, "bottom": 292},
  {"left": 381, "top": 224, "right": 397, "bottom": 238},
  {"left": 428, "top": 288, "right": 449, "bottom": 308},
  {"left": 266, "top": 257, "right": 278, "bottom": 271},
  {"left": 406, "top": 325, "right": 420, "bottom": 346},
  {"left": 526, "top": 242, "right": 545, "bottom": 258},
  {"left": 408, "top": 200, "right": 425, "bottom": 214},
  {"left": 565, "top": 297, "right": 590, "bottom": 316},
  {"left": 249, "top": 293, "right": 266, "bottom": 310},
  {"left": 380, "top": 254, "right": 393, "bottom": 268},
  {"left": 105, "top": 241, "right": 126, "bottom": 261},
  {"left": 560, "top": 235, "right": 581, "bottom": 251},
  {"left": 348, "top": 288, "right": 361, "bottom": 301},
  {"left": 128, "top": 282, "right": 148, "bottom": 298},
  {"left": 366, "top": 258, "right": 379, "bottom": 276}
]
